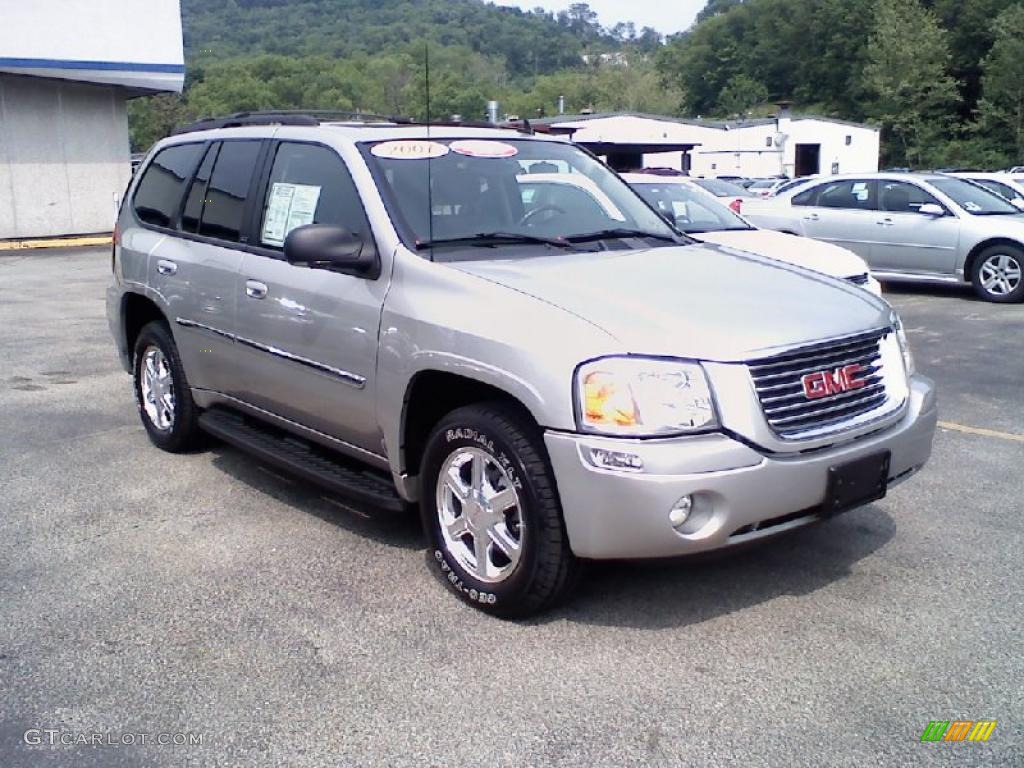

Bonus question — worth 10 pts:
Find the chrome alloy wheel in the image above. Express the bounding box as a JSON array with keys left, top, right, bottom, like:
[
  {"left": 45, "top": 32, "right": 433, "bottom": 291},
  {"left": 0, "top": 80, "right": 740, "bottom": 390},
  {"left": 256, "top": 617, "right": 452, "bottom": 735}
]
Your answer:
[
  {"left": 140, "top": 346, "right": 176, "bottom": 431},
  {"left": 436, "top": 447, "right": 524, "bottom": 584},
  {"left": 979, "top": 252, "right": 1022, "bottom": 296}
]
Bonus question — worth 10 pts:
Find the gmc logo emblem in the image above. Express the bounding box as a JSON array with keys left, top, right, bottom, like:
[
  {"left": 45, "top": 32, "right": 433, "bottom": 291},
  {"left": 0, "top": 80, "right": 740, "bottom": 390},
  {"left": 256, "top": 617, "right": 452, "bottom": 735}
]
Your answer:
[{"left": 802, "top": 363, "right": 867, "bottom": 400}]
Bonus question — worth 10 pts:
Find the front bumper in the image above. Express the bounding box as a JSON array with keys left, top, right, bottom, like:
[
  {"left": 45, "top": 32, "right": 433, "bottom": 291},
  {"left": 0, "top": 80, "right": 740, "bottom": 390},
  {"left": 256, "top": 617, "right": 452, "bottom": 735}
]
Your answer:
[{"left": 545, "top": 374, "right": 937, "bottom": 560}]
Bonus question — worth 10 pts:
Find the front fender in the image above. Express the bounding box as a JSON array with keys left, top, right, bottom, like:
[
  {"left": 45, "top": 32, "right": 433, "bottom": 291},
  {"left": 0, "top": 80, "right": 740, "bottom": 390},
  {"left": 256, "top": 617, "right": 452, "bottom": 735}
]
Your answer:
[{"left": 375, "top": 252, "right": 617, "bottom": 477}]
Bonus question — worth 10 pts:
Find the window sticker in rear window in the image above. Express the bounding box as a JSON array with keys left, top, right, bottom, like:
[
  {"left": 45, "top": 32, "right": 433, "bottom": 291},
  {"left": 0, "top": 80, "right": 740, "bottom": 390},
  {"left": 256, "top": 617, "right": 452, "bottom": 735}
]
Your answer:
[
  {"left": 262, "top": 182, "right": 322, "bottom": 247},
  {"left": 370, "top": 141, "right": 450, "bottom": 160},
  {"left": 450, "top": 140, "right": 519, "bottom": 159}
]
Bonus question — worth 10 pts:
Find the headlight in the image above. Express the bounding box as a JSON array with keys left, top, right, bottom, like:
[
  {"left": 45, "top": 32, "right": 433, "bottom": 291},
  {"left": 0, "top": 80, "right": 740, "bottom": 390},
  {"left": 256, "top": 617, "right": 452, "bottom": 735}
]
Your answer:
[
  {"left": 575, "top": 357, "right": 718, "bottom": 437},
  {"left": 891, "top": 311, "right": 915, "bottom": 376}
]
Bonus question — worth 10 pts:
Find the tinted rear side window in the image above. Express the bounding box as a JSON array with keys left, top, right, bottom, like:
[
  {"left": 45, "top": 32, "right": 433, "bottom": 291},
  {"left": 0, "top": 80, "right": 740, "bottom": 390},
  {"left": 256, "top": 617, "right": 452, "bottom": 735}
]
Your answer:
[
  {"left": 792, "top": 185, "right": 820, "bottom": 207},
  {"left": 199, "top": 140, "right": 262, "bottom": 243},
  {"left": 132, "top": 143, "right": 204, "bottom": 228},
  {"left": 181, "top": 144, "right": 219, "bottom": 234}
]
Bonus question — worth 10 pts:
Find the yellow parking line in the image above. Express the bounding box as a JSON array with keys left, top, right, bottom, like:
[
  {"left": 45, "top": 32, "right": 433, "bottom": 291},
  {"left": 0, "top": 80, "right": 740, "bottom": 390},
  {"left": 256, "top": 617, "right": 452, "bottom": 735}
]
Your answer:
[
  {"left": 938, "top": 421, "right": 1024, "bottom": 443},
  {"left": 0, "top": 235, "right": 112, "bottom": 251}
]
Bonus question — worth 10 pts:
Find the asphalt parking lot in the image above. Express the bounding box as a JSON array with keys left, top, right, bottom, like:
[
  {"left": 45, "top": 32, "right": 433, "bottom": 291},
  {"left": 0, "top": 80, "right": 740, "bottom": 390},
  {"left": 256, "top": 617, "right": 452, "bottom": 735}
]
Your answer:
[{"left": 1, "top": 247, "right": 1021, "bottom": 767}]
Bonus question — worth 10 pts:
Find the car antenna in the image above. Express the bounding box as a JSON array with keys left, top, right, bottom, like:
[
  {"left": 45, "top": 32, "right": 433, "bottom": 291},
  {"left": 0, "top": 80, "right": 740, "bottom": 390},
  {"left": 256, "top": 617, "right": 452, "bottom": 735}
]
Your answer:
[{"left": 425, "top": 44, "right": 434, "bottom": 262}]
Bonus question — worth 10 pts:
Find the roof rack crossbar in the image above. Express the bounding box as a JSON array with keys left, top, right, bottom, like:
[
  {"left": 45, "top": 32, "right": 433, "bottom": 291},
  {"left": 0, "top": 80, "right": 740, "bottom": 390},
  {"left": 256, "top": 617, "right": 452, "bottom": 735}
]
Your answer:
[{"left": 171, "top": 110, "right": 534, "bottom": 136}]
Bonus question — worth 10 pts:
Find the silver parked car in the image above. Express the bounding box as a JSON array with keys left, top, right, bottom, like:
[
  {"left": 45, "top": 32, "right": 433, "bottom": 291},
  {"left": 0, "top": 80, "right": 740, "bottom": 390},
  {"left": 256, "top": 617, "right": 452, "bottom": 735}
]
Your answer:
[
  {"left": 107, "top": 116, "right": 936, "bottom": 616},
  {"left": 742, "top": 172, "right": 1024, "bottom": 302}
]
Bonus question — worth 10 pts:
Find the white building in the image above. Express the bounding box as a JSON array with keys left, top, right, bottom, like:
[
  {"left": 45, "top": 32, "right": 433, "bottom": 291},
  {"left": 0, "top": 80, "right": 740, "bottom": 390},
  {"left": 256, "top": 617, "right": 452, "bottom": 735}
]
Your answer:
[
  {"left": 0, "top": 1, "right": 184, "bottom": 240},
  {"left": 533, "top": 110, "right": 880, "bottom": 178}
]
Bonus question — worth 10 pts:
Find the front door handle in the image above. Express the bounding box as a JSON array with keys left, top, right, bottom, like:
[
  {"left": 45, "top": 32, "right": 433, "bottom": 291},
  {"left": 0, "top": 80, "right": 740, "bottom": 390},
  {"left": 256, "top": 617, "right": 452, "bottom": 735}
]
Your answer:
[
  {"left": 245, "top": 280, "right": 268, "bottom": 300},
  {"left": 156, "top": 259, "right": 177, "bottom": 275},
  {"left": 877, "top": 218, "right": 895, "bottom": 226}
]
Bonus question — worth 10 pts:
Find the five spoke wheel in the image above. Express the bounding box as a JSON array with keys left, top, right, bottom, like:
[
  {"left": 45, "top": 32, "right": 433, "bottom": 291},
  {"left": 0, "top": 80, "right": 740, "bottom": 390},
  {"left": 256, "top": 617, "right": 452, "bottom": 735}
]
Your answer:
[
  {"left": 140, "top": 345, "right": 176, "bottom": 431},
  {"left": 436, "top": 447, "right": 524, "bottom": 584}
]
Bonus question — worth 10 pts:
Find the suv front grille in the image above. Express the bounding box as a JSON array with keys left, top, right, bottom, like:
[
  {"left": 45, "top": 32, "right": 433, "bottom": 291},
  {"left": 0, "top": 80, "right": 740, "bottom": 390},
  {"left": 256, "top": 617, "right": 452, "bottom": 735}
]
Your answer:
[{"left": 748, "top": 328, "right": 894, "bottom": 439}]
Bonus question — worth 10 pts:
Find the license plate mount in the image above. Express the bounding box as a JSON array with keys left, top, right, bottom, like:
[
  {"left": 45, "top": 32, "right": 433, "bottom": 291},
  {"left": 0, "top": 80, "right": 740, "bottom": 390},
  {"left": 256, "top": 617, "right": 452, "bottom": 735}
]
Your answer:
[{"left": 823, "top": 451, "right": 891, "bottom": 517}]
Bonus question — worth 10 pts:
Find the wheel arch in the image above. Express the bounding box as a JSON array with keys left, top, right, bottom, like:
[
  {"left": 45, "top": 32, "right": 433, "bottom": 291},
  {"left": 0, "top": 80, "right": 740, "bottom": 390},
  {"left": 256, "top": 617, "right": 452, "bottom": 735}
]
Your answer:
[
  {"left": 964, "top": 238, "right": 1024, "bottom": 283},
  {"left": 399, "top": 370, "right": 540, "bottom": 479},
  {"left": 121, "top": 291, "right": 169, "bottom": 365}
]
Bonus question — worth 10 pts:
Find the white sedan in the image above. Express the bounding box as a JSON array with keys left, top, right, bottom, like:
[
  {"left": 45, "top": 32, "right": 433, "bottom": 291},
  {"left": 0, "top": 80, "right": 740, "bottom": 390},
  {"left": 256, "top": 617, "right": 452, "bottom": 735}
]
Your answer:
[{"left": 622, "top": 173, "right": 882, "bottom": 296}]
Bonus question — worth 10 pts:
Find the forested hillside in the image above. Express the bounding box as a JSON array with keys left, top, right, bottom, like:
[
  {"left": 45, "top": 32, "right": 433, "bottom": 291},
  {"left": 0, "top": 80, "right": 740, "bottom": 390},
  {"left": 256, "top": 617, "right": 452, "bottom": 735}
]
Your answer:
[
  {"left": 130, "top": 0, "right": 672, "bottom": 149},
  {"left": 129, "top": 0, "right": 1024, "bottom": 168},
  {"left": 659, "top": 0, "right": 1024, "bottom": 167}
]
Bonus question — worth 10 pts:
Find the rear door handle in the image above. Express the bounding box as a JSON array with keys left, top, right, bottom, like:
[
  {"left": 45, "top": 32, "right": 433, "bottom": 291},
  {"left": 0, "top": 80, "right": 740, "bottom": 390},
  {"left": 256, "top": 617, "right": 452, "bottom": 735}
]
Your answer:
[
  {"left": 803, "top": 213, "right": 820, "bottom": 222},
  {"left": 245, "top": 280, "right": 268, "bottom": 300},
  {"left": 156, "top": 259, "right": 177, "bottom": 275},
  {"left": 877, "top": 218, "right": 895, "bottom": 226}
]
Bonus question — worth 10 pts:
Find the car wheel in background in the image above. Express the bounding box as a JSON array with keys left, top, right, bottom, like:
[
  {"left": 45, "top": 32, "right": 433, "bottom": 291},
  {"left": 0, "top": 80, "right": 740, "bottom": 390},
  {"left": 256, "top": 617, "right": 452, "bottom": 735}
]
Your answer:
[
  {"left": 419, "top": 402, "right": 579, "bottom": 618},
  {"left": 971, "top": 245, "right": 1024, "bottom": 303},
  {"left": 133, "top": 321, "right": 204, "bottom": 452}
]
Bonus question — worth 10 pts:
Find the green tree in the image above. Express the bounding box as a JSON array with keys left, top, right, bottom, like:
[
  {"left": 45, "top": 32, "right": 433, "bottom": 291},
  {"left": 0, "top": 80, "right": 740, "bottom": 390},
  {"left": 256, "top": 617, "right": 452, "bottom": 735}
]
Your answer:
[
  {"left": 717, "top": 73, "right": 769, "bottom": 116},
  {"left": 863, "top": 0, "right": 959, "bottom": 167},
  {"left": 975, "top": 3, "right": 1024, "bottom": 164}
]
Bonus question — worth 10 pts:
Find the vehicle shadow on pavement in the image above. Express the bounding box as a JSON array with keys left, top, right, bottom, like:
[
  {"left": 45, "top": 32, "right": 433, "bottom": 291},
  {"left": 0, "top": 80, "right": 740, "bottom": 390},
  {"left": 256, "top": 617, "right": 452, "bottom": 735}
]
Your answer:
[
  {"left": 880, "top": 281, "right": 975, "bottom": 301},
  {"left": 551, "top": 505, "right": 896, "bottom": 630},
  {"left": 208, "top": 448, "right": 424, "bottom": 551}
]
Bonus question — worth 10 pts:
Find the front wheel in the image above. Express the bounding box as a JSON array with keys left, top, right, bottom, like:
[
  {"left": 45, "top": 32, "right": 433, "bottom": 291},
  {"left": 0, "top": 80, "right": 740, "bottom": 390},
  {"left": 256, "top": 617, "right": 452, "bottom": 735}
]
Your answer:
[
  {"left": 971, "top": 245, "right": 1024, "bottom": 303},
  {"left": 419, "top": 403, "right": 579, "bottom": 618}
]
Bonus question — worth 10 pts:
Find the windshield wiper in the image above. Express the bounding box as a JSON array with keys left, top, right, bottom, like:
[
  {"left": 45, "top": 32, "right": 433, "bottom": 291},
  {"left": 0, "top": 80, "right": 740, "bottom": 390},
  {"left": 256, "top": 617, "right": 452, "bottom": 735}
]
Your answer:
[
  {"left": 564, "top": 228, "right": 680, "bottom": 244},
  {"left": 415, "top": 232, "right": 580, "bottom": 250}
]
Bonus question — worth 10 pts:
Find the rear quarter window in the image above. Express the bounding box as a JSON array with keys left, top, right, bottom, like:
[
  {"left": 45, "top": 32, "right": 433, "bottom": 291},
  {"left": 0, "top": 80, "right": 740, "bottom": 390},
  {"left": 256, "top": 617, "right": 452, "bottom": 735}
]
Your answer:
[
  {"left": 792, "top": 185, "right": 820, "bottom": 207},
  {"left": 132, "top": 143, "right": 205, "bottom": 228}
]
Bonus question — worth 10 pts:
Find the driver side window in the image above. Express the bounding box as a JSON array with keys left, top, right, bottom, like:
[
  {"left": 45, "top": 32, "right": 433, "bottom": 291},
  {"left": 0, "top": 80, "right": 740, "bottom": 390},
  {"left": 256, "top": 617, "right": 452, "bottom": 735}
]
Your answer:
[{"left": 259, "top": 142, "right": 374, "bottom": 252}]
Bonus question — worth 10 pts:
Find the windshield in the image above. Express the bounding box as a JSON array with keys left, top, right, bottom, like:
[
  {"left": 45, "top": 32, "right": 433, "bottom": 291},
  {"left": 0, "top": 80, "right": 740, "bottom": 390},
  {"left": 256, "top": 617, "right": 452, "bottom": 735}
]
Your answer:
[
  {"left": 929, "top": 177, "right": 1020, "bottom": 215},
  {"left": 362, "top": 137, "right": 678, "bottom": 256},
  {"left": 693, "top": 178, "right": 748, "bottom": 197},
  {"left": 632, "top": 182, "right": 752, "bottom": 233}
]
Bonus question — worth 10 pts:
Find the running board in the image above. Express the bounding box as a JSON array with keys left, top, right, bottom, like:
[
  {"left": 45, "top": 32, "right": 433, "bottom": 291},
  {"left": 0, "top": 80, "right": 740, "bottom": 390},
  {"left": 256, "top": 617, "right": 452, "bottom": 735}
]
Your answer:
[{"left": 199, "top": 408, "right": 405, "bottom": 512}]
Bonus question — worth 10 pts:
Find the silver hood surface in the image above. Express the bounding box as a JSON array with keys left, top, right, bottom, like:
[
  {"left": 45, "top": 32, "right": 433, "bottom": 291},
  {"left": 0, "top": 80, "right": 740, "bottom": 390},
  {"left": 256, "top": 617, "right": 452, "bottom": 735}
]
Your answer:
[{"left": 454, "top": 243, "right": 891, "bottom": 362}]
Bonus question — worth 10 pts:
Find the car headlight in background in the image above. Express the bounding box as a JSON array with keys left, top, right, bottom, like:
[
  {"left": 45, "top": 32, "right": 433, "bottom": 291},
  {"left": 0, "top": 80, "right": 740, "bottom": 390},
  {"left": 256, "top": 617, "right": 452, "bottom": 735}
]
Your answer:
[
  {"left": 891, "top": 311, "right": 916, "bottom": 376},
  {"left": 576, "top": 357, "right": 718, "bottom": 437}
]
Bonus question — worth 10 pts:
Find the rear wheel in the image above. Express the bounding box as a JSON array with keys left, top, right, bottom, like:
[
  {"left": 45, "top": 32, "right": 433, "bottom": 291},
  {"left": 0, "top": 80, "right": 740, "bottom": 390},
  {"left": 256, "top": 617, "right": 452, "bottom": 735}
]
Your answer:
[
  {"left": 133, "top": 321, "right": 204, "bottom": 452},
  {"left": 419, "top": 403, "right": 578, "bottom": 618},
  {"left": 971, "top": 245, "right": 1024, "bottom": 303}
]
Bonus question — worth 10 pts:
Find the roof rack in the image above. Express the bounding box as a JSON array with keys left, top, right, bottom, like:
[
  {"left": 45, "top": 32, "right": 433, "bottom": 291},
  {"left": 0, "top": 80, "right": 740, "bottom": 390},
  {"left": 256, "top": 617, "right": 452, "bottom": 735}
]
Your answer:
[
  {"left": 172, "top": 110, "right": 533, "bottom": 136},
  {"left": 171, "top": 110, "right": 412, "bottom": 135}
]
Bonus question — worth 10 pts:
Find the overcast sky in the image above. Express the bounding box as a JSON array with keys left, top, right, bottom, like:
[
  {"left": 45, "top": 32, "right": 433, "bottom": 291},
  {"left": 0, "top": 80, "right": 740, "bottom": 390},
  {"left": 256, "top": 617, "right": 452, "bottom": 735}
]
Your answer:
[{"left": 490, "top": 1, "right": 705, "bottom": 36}]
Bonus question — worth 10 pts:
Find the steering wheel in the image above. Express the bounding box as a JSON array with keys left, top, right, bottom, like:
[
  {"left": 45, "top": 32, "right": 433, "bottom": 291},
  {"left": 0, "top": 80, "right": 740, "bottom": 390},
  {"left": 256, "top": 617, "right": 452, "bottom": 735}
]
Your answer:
[{"left": 520, "top": 205, "right": 567, "bottom": 226}]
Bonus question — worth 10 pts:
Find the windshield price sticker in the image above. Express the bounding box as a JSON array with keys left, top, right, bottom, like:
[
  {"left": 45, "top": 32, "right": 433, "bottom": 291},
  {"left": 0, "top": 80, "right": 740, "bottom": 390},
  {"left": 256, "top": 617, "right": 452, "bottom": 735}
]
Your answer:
[
  {"left": 371, "top": 141, "right": 450, "bottom": 160},
  {"left": 450, "top": 140, "right": 519, "bottom": 159}
]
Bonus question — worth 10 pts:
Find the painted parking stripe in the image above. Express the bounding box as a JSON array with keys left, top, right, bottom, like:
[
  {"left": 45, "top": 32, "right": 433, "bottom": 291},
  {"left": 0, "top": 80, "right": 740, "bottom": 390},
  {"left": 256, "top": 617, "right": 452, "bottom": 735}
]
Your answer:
[{"left": 938, "top": 421, "right": 1024, "bottom": 443}]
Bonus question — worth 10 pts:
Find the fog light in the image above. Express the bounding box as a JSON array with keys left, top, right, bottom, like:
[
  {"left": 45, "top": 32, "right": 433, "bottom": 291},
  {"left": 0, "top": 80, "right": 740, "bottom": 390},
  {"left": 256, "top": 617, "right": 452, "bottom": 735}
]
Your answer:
[
  {"left": 669, "top": 495, "right": 693, "bottom": 527},
  {"left": 588, "top": 447, "right": 644, "bottom": 472}
]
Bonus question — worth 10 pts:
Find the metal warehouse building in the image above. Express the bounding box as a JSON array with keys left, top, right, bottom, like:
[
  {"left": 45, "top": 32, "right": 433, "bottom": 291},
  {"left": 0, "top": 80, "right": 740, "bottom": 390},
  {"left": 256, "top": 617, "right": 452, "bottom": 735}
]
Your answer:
[
  {"left": 0, "top": 0, "right": 184, "bottom": 240},
  {"left": 534, "top": 109, "right": 880, "bottom": 179}
]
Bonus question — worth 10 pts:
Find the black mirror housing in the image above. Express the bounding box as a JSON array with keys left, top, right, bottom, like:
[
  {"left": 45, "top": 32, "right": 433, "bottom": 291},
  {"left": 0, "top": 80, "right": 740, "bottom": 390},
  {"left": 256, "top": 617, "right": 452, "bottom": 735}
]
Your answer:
[{"left": 283, "top": 224, "right": 378, "bottom": 277}]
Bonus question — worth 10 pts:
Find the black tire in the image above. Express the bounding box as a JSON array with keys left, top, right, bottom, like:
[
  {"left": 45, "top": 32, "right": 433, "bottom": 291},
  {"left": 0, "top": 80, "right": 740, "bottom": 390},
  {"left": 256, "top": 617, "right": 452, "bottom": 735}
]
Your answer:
[
  {"left": 970, "top": 244, "right": 1024, "bottom": 303},
  {"left": 132, "top": 321, "right": 204, "bottom": 453},
  {"left": 419, "top": 402, "right": 579, "bottom": 618}
]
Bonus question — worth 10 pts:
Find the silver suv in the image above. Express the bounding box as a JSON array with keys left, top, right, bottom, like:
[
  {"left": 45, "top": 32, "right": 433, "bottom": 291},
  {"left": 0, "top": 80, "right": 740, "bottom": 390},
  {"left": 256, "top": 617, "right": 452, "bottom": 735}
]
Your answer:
[{"left": 107, "top": 115, "right": 937, "bottom": 617}]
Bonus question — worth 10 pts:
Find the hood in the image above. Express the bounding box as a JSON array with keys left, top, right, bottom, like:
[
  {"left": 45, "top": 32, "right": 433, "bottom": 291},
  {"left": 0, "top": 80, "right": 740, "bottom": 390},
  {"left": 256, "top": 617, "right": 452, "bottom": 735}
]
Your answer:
[
  {"left": 692, "top": 229, "right": 868, "bottom": 279},
  {"left": 453, "top": 243, "right": 889, "bottom": 362}
]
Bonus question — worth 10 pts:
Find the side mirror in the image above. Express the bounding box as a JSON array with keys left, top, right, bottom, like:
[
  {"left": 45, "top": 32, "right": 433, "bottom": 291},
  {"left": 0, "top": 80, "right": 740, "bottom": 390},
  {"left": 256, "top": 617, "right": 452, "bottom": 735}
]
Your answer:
[
  {"left": 918, "top": 203, "right": 945, "bottom": 217},
  {"left": 283, "top": 224, "right": 377, "bottom": 276}
]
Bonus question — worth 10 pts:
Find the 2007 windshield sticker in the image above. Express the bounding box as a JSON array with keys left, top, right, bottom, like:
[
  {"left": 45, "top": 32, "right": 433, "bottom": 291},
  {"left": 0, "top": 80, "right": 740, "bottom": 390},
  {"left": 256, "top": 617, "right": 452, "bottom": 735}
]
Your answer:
[
  {"left": 371, "top": 141, "right": 450, "bottom": 160},
  {"left": 450, "top": 140, "right": 519, "bottom": 159}
]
